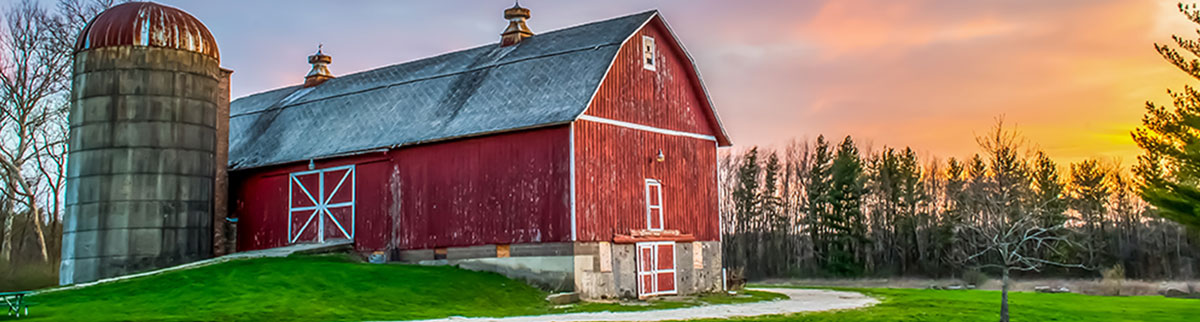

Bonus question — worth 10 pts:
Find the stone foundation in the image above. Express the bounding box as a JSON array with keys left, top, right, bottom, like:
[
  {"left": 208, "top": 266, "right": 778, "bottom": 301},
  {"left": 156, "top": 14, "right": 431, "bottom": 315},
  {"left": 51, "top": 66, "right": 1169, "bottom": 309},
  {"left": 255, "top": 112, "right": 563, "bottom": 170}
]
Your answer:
[{"left": 574, "top": 241, "right": 722, "bottom": 299}]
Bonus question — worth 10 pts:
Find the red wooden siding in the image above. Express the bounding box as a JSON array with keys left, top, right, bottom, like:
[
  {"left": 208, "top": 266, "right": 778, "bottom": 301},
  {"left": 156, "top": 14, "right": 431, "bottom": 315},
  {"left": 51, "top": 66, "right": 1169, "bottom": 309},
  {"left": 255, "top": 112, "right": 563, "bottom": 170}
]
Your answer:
[
  {"left": 231, "top": 153, "right": 391, "bottom": 252},
  {"left": 391, "top": 126, "right": 571, "bottom": 249},
  {"left": 573, "top": 17, "right": 722, "bottom": 242},
  {"left": 230, "top": 126, "right": 571, "bottom": 252},
  {"left": 229, "top": 153, "right": 388, "bottom": 251},
  {"left": 574, "top": 120, "right": 719, "bottom": 241},
  {"left": 584, "top": 20, "right": 717, "bottom": 137}
]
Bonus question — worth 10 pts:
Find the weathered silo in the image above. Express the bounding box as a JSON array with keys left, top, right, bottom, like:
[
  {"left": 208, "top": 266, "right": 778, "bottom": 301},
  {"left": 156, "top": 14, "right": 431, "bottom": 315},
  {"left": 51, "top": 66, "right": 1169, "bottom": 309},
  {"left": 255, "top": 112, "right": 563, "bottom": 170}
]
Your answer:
[{"left": 60, "top": 2, "right": 227, "bottom": 285}]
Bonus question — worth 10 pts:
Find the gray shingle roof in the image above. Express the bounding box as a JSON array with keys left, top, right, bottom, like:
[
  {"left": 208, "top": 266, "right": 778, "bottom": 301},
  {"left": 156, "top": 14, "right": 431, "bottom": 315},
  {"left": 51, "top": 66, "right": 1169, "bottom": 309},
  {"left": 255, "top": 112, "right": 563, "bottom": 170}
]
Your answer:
[{"left": 228, "top": 10, "right": 658, "bottom": 170}]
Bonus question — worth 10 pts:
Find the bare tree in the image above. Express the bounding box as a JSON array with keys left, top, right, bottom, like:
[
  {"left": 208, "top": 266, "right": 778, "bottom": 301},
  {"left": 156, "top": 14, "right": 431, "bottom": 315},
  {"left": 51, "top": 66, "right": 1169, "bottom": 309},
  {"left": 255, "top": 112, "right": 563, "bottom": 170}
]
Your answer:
[
  {"left": 0, "top": 0, "right": 71, "bottom": 263},
  {"left": 0, "top": 0, "right": 116, "bottom": 264},
  {"left": 962, "top": 215, "right": 1085, "bottom": 322}
]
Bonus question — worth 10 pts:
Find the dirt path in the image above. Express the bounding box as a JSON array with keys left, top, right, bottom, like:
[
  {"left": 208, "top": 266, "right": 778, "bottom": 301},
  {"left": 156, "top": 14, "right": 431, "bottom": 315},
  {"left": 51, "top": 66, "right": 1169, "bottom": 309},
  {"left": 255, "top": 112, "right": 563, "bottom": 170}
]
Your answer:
[{"left": 404, "top": 288, "right": 877, "bottom": 322}]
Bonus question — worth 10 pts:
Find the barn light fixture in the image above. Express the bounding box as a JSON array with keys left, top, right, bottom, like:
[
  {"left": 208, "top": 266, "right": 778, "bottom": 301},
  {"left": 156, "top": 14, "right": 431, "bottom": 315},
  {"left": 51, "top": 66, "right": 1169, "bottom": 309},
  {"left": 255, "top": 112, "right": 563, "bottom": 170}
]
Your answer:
[
  {"left": 308, "top": 159, "right": 315, "bottom": 170},
  {"left": 656, "top": 149, "right": 665, "bottom": 162}
]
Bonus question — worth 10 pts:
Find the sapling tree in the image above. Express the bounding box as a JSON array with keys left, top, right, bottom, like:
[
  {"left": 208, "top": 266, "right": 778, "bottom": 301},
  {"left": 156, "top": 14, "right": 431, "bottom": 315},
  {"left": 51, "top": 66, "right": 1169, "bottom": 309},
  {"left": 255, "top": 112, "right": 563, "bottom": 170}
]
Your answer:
[{"left": 962, "top": 215, "right": 1085, "bottom": 322}]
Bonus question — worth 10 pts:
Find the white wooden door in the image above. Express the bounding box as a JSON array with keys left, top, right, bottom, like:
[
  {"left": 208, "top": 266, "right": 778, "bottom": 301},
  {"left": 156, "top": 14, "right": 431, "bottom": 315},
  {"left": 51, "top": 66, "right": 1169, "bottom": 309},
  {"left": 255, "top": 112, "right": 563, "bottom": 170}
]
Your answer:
[
  {"left": 288, "top": 165, "right": 355, "bottom": 244},
  {"left": 636, "top": 242, "right": 677, "bottom": 297}
]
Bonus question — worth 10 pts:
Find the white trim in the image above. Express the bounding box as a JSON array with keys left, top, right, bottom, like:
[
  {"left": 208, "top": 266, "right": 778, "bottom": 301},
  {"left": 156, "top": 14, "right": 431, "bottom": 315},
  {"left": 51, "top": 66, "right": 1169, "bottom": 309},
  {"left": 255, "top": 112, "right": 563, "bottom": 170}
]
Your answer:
[
  {"left": 715, "top": 140, "right": 723, "bottom": 242},
  {"left": 644, "top": 179, "right": 664, "bottom": 231},
  {"left": 579, "top": 115, "right": 716, "bottom": 142},
  {"left": 636, "top": 241, "right": 678, "bottom": 297},
  {"left": 569, "top": 122, "right": 577, "bottom": 241},
  {"left": 287, "top": 164, "right": 356, "bottom": 244},
  {"left": 642, "top": 35, "right": 657, "bottom": 71}
]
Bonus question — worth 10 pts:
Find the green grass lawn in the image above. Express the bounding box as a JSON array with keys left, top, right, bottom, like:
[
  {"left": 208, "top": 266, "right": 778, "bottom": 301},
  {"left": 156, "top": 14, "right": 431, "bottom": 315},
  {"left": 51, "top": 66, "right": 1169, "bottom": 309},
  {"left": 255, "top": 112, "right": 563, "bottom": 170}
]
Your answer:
[
  {"left": 8, "top": 254, "right": 777, "bottom": 322},
  {"left": 686, "top": 285, "right": 1199, "bottom": 322}
]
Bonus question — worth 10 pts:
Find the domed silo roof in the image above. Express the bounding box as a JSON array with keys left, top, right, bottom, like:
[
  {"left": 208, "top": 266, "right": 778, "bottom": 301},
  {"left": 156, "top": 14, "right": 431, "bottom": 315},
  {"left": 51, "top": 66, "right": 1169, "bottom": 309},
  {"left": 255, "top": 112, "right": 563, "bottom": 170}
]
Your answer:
[{"left": 75, "top": 1, "right": 218, "bottom": 60}]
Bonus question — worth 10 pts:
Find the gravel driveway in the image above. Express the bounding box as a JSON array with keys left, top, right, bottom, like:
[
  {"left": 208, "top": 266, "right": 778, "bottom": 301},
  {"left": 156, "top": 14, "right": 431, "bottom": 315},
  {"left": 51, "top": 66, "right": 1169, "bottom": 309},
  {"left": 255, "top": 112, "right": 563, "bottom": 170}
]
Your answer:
[{"left": 402, "top": 288, "right": 877, "bottom": 322}]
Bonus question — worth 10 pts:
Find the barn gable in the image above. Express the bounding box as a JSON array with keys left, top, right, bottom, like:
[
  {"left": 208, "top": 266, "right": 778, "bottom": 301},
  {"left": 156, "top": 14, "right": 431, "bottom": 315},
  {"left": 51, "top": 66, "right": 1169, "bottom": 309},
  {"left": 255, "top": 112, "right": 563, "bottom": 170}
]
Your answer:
[
  {"left": 572, "top": 14, "right": 727, "bottom": 243},
  {"left": 583, "top": 14, "right": 731, "bottom": 146}
]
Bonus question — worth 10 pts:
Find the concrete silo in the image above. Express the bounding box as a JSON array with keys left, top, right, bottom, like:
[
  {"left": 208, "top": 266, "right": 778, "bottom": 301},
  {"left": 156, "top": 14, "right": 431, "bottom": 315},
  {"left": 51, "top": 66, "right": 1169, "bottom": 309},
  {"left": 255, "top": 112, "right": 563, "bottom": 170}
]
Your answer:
[{"left": 60, "top": 2, "right": 230, "bottom": 285}]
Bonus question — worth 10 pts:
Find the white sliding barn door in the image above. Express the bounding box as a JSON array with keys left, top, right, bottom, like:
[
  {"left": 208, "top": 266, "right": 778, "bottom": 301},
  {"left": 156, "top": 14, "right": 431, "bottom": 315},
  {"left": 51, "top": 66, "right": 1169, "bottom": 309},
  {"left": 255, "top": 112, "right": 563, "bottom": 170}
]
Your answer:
[{"left": 288, "top": 165, "right": 355, "bottom": 244}]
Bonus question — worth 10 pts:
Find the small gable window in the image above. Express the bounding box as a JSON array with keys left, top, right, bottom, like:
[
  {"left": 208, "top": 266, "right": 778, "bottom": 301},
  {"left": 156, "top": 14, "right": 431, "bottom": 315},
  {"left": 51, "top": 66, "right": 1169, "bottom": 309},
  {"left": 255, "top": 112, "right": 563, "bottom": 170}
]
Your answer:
[{"left": 642, "top": 36, "right": 656, "bottom": 71}]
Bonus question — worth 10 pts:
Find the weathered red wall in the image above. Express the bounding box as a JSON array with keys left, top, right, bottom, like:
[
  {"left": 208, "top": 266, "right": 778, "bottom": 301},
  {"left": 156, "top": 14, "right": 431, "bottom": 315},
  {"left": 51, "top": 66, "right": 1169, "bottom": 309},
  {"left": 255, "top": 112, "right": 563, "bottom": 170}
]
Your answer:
[
  {"left": 574, "top": 18, "right": 722, "bottom": 242},
  {"left": 230, "top": 126, "right": 571, "bottom": 252},
  {"left": 230, "top": 153, "right": 392, "bottom": 252},
  {"left": 583, "top": 20, "right": 719, "bottom": 137},
  {"left": 391, "top": 126, "right": 572, "bottom": 249},
  {"left": 574, "top": 121, "right": 719, "bottom": 241}
]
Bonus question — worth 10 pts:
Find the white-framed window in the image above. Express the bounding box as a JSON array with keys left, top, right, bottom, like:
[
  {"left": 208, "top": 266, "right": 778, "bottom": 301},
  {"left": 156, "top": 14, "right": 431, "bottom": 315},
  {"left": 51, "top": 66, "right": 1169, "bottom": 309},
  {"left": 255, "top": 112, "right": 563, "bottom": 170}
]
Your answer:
[
  {"left": 645, "top": 179, "right": 664, "bottom": 231},
  {"left": 636, "top": 241, "right": 677, "bottom": 297},
  {"left": 288, "top": 164, "right": 355, "bottom": 244},
  {"left": 642, "top": 36, "right": 656, "bottom": 70}
]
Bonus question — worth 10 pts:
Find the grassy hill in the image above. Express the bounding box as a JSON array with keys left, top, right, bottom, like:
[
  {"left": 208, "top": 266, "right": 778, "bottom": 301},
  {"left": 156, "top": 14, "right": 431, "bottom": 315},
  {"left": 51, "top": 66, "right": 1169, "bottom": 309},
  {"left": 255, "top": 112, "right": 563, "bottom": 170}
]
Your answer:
[{"left": 12, "top": 254, "right": 779, "bottom": 322}]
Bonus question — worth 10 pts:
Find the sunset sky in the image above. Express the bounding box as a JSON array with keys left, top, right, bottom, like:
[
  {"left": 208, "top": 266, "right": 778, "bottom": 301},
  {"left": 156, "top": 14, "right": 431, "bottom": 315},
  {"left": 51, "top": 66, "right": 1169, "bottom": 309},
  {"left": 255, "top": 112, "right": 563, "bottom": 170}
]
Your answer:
[{"left": 154, "top": 0, "right": 1198, "bottom": 166}]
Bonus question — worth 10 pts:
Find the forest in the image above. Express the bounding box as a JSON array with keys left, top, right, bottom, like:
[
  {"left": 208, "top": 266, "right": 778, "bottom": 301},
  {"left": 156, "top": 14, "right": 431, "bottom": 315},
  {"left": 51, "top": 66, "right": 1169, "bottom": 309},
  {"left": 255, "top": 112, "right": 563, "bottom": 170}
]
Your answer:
[{"left": 719, "top": 122, "right": 1200, "bottom": 280}]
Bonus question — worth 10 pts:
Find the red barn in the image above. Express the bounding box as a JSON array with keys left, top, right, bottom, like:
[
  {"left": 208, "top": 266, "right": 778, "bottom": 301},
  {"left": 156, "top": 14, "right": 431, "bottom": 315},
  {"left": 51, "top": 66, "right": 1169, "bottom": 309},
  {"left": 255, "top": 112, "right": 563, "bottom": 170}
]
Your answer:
[{"left": 228, "top": 7, "right": 730, "bottom": 299}]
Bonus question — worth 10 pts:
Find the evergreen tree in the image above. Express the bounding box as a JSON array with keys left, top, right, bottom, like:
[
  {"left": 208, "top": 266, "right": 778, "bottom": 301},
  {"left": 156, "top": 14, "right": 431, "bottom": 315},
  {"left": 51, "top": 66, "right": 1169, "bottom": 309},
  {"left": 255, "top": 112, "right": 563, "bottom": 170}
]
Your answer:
[
  {"left": 1133, "top": 3, "right": 1200, "bottom": 230},
  {"left": 938, "top": 157, "right": 968, "bottom": 267},
  {"left": 1068, "top": 159, "right": 1111, "bottom": 267},
  {"left": 729, "top": 147, "right": 761, "bottom": 272},
  {"left": 827, "top": 136, "right": 868, "bottom": 275},
  {"left": 869, "top": 148, "right": 902, "bottom": 271},
  {"left": 978, "top": 123, "right": 1030, "bottom": 224},
  {"left": 895, "top": 148, "right": 927, "bottom": 272},
  {"left": 760, "top": 151, "right": 783, "bottom": 275},
  {"left": 1030, "top": 151, "right": 1067, "bottom": 227},
  {"left": 805, "top": 136, "right": 834, "bottom": 269}
]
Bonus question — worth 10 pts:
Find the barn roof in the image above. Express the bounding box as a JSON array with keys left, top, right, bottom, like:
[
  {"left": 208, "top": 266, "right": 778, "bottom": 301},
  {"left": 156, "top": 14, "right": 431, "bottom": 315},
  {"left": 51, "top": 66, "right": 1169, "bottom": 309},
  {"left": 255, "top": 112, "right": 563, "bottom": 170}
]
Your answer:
[{"left": 229, "top": 10, "right": 726, "bottom": 170}]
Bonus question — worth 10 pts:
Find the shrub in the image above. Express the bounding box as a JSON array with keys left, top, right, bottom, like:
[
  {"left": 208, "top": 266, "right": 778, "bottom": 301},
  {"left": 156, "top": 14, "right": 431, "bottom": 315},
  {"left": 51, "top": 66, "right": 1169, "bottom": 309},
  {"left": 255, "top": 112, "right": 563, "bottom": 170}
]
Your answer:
[
  {"left": 961, "top": 269, "right": 989, "bottom": 287},
  {"left": 1100, "top": 264, "right": 1126, "bottom": 296},
  {"left": 727, "top": 267, "right": 747, "bottom": 290}
]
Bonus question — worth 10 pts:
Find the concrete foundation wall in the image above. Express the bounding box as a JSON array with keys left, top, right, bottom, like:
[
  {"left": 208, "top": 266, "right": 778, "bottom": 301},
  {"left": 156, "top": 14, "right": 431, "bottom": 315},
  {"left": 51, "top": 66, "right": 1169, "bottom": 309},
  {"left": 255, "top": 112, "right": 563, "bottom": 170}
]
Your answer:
[
  {"left": 455, "top": 256, "right": 575, "bottom": 291},
  {"left": 396, "top": 242, "right": 575, "bottom": 291},
  {"left": 60, "top": 46, "right": 222, "bottom": 285}
]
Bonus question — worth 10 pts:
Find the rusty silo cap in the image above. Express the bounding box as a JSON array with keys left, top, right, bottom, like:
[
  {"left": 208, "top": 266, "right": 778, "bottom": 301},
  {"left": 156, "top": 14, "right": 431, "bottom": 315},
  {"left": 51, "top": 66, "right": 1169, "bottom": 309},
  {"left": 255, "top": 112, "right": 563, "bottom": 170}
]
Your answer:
[{"left": 75, "top": 2, "right": 219, "bottom": 60}]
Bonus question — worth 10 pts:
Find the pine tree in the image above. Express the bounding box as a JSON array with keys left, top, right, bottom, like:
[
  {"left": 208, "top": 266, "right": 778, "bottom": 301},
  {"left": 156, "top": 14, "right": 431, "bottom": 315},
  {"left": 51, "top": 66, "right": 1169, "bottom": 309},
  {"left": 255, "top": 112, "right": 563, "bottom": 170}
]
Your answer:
[
  {"left": 805, "top": 136, "right": 834, "bottom": 270},
  {"left": 827, "top": 136, "right": 868, "bottom": 276},
  {"left": 1132, "top": 3, "right": 1200, "bottom": 230},
  {"left": 1030, "top": 151, "right": 1067, "bottom": 227},
  {"left": 729, "top": 147, "right": 761, "bottom": 273},
  {"left": 759, "top": 151, "right": 783, "bottom": 275},
  {"left": 896, "top": 148, "right": 927, "bottom": 273},
  {"left": 1068, "top": 159, "right": 1111, "bottom": 267},
  {"left": 937, "top": 157, "right": 968, "bottom": 267}
]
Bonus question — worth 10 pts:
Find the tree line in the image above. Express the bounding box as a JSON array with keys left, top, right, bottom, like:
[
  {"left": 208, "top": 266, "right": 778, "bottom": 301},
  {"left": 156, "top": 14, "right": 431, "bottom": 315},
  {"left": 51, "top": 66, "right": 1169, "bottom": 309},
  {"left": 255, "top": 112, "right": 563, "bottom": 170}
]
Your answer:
[{"left": 720, "top": 122, "right": 1200, "bottom": 280}]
